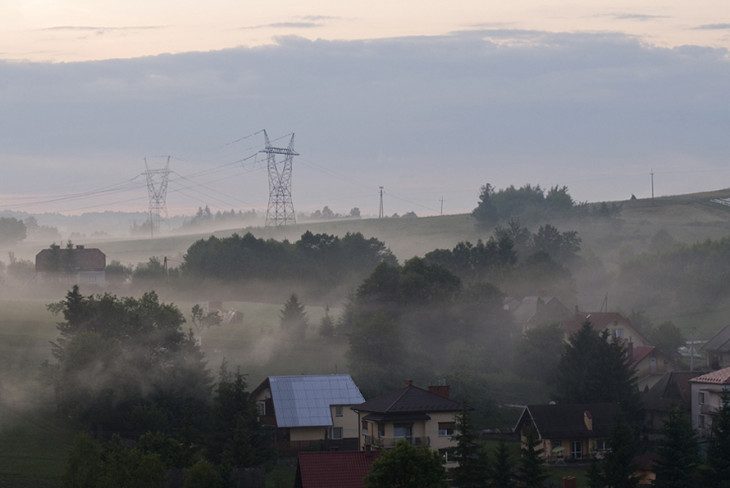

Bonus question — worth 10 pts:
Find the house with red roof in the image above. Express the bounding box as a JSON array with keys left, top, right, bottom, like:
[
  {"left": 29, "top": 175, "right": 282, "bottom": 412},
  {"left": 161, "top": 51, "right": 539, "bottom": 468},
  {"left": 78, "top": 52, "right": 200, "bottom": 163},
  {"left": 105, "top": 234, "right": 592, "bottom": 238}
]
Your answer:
[
  {"left": 562, "top": 311, "right": 651, "bottom": 348},
  {"left": 294, "top": 451, "right": 379, "bottom": 488},
  {"left": 690, "top": 367, "right": 730, "bottom": 436}
]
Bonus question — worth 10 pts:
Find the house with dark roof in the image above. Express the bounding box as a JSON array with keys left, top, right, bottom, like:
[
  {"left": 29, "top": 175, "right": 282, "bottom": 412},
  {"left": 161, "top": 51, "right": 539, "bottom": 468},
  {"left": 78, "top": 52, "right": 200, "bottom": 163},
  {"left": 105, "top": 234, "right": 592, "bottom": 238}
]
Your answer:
[
  {"left": 703, "top": 324, "right": 730, "bottom": 369},
  {"left": 690, "top": 367, "right": 730, "bottom": 437},
  {"left": 632, "top": 346, "right": 676, "bottom": 391},
  {"left": 562, "top": 311, "right": 651, "bottom": 348},
  {"left": 294, "top": 451, "right": 379, "bottom": 488},
  {"left": 252, "top": 374, "right": 365, "bottom": 452},
  {"left": 352, "top": 381, "right": 463, "bottom": 465},
  {"left": 505, "top": 296, "right": 571, "bottom": 331},
  {"left": 514, "top": 403, "right": 619, "bottom": 462},
  {"left": 643, "top": 371, "right": 695, "bottom": 437},
  {"left": 35, "top": 244, "right": 106, "bottom": 286}
]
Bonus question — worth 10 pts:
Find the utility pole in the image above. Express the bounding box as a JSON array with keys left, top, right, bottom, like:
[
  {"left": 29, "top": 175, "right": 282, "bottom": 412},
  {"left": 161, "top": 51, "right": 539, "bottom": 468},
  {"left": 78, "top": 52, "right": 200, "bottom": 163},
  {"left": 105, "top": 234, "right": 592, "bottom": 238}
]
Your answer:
[
  {"left": 261, "top": 130, "right": 298, "bottom": 227},
  {"left": 378, "top": 186, "right": 384, "bottom": 219},
  {"left": 650, "top": 169, "right": 655, "bottom": 200},
  {"left": 439, "top": 196, "right": 444, "bottom": 216}
]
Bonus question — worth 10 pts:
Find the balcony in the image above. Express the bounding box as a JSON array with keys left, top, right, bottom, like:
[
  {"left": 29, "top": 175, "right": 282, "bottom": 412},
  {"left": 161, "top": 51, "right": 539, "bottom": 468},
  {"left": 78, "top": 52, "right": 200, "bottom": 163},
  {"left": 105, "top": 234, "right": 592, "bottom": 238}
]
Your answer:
[{"left": 364, "top": 435, "right": 430, "bottom": 449}]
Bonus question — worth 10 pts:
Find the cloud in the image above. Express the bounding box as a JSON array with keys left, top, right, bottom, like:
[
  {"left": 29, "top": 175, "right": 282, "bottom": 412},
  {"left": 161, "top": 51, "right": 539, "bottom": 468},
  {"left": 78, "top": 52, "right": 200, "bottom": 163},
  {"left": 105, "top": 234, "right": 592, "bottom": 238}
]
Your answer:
[
  {"left": 0, "top": 31, "right": 729, "bottom": 209},
  {"left": 694, "top": 23, "right": 730, "bottom": 30},
  {"left": 297, "top": 15, "right": 341, "bottom": 22},
  {"left": 601, "top": 13, "right": 669, "bottom": 21},
  {"left": 242, "top": 22, "right": 322, "bottom": 30},
  {"left": 40, "top": 25, "right": 164, "bottom": 37}
]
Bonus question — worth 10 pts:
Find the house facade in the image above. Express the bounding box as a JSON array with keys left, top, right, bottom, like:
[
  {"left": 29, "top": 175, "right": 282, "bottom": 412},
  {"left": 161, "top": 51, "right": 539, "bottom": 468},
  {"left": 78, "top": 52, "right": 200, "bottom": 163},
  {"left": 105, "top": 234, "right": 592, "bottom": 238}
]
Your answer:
[
  {"left": 35, "top": 245, "right": 106, "bottom": 286},
  {"left": 562, "top": 312, "right": 651, "bottom": 348},
  {"left": 632, "top": 346, "right": 676, "bottom": 391},
  {"left": 252, "top": 374, "right": 365, "bottom": 452},
  {"left": 352, "top": 382, "right": 462, "bottom": 465},
  {"left": 689, "top": 367, "right": 730, "bottom": 437},
  {"left": 514, "top": 403, "right": 619, "bottom": 462},
  {"left": 703, "top": 325, "right": 730, "bottom": 370}
]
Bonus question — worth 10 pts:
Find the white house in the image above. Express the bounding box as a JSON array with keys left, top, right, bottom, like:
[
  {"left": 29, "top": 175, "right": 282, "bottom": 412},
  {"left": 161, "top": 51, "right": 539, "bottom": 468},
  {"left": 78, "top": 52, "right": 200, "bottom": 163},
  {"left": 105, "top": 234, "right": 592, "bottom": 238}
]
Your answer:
[{"left": 689, "top": 367, "right": 730, "bottom": 437}]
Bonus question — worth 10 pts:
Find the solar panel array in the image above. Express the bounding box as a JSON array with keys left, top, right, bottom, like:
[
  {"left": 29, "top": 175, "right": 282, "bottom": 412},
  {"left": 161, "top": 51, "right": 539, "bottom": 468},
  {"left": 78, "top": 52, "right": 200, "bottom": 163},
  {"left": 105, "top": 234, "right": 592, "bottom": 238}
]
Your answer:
[{"left": 269, "top": 374, "right": 365, "bottom": 427}]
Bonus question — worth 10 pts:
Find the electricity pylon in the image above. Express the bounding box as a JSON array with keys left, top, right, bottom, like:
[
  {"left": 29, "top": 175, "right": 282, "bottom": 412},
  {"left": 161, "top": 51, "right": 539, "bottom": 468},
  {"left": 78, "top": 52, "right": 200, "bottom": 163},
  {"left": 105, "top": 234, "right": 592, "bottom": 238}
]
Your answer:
[
  {"left": 261, "top": 130, "right": 298, "bottom": 227},
  {"left": 144, "top": 156, "right": 171, "bottom": 238}
]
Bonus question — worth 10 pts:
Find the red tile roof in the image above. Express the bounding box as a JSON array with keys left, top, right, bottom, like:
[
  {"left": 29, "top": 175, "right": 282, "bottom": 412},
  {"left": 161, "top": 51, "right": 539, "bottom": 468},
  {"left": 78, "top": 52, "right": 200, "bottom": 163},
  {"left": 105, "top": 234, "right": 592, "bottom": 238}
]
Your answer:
[
  {"left": 632, "top": 346, "right": 656, "bottom": 365},
  {"left": 563, "top": 312, "right": 630, "bottom": 335},
  {"left": 690, "top": 367, "right": 730, "bottom": 385},
  {"left": 295, "top": 451, "right": 380, "bottom": 488}
]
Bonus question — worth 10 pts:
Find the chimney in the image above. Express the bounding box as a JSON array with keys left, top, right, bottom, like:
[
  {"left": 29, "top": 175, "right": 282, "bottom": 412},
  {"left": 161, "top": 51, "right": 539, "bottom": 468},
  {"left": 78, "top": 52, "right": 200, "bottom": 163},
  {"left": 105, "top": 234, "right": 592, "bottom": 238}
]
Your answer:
[
  {"left": 562, "top": 477, "right": 577, "bottom": 488},
  {"left": 428, "top": 385, "right": 450, "bottom": 399},
  {"left": 404, "top": 379, "right": 413, "bottom": 387}
]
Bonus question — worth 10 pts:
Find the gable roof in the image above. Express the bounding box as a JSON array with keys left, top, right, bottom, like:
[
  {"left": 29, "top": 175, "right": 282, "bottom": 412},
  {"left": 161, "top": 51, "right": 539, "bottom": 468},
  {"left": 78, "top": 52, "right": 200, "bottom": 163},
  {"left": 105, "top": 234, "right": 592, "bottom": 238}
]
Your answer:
[
  {"left": 690, "top": 367, "right": 730, "bottom": 385},
  {"left": 632, "top": 346, "right": 656, "bottom": 364},
  {"left": 353, "top": 384, "right": 462, "bottom": 414},
  {"left": 563, "top": 312, "right": 630, "bottom": 335},
  {"left": 36, "top": 247, "right": 106, "bottom": 272},
  {"left": 255, "top": 374, "right": 365, "bottom": 428},
  {"left": 517, "top": 403, "right": 619, "bottom": 439},
  {"left": 643, "top": 371, "right": 695, "bottom": 411},
  {"left": 295, "top": 451, "right": 379, "bottom": 488},
  {"left": 704, "top": 325, "right": 730, "bottom": 353}
]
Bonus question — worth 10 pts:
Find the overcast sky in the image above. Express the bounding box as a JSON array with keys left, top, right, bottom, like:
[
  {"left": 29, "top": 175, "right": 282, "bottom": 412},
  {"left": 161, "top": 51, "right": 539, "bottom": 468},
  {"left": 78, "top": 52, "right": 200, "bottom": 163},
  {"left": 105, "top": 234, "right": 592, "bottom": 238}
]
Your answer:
[{"left": 1, "top": 2, "right": 730, "bottom": 216}]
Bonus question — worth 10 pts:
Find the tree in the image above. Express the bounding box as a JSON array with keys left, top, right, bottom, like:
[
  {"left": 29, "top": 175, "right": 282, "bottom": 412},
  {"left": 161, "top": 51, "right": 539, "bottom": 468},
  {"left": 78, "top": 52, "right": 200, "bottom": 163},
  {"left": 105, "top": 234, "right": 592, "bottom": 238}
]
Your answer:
[
  {"left": 0, "top": 217, "right": 26, "bottom": 244},
  {"left": 63, "top": 433, "right": 103, "bottom": 488},
  {"left": 350, "top": 207, "right": 362, "bottom": 218},
  {"left": 653, "top": 408, "right": 699, "bottom": 488},
  {"left": 490, "top": 439, "right": 513, "bottom": 488},
  {"left": 514, "top": 323, "right": 565, "bottom": 386},
  {"left": 183, "top": 460, "right": 224, "bottom": 488},
  {"left": 280, "top": 294, "right": 308, "bottom": 339},
  {"left": 452, "top": 407, "right": 489, "bottom": 487},
  {"left": 649, "top": 321, "right": 685, "bottom": 357},
  {"left": 472, "top": 184, "right": 498, "bottom": 225},
  {"left": 587, "top": 457, "right": 604, "bottom": 488},
  {"left": 601, "top": 416, "right": 639, "bottom": 488},
  {"left": 516, "top": 428, "right": 547, "bottom": 488},
  {"left": 319, "top": 306, "right": 335, "bottom": 337},
  {"left": 365, "top": 441, "right": 448, "bottom": 488},
  {"left": 529, "top": 224, "right": 581, "bottom": 264},
  {"left": 706, "top": 392, "right": 730, "bottom": 488},
  {"left": 554, "top": 322, "right": 642, "bottom": 422}
]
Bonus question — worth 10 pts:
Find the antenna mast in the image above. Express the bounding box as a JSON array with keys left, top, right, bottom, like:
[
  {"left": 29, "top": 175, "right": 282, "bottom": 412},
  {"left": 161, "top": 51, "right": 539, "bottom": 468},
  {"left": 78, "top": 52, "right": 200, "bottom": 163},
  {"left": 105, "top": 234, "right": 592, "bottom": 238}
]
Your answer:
[
  {"left": 261, "top": 130, "right": 298, "bottom": 227},
  {"left": 379, "top": 186, "right": 384, "bottom": 219}
]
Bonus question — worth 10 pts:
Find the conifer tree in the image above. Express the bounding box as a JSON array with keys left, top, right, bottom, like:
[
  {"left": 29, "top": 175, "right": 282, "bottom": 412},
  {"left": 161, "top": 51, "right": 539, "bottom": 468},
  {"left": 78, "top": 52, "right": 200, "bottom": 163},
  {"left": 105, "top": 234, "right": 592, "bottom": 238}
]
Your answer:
[
  {"left": 706, "top": 392, "right": 730, "bottom": 488},
  {"left": 280, "top": 294, "right": 308, "bottom": 339},
  {"left": 319, "top": 305, "right": 335, "bottom": 337},
  {"left": 452, "top": 407, "right": 489, "bottom": 488},
  {"left": 516, "top": 428, "right": 547, "bottom": 488},
  {"left": 587, "top": 456, "right": 604, "bottom": 488},
  {"left": 653, "top": 408, "right": 699, "bottom": 488},
  {"left": 602, "top": 416, "right": 639, "bottom": 488},
  {"left": 490, "top": 439, "right": 513, "bottom": 488}
]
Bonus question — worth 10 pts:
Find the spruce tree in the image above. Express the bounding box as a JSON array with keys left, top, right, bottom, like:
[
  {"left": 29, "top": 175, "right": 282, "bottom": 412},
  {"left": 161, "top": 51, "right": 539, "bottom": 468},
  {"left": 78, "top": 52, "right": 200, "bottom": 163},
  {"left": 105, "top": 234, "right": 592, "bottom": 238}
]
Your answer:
[
  {"left": 602, "top": 416, "right": 639, "bottom": 488},
  {"left": 706, "top": 392, "right": 730, "bottom": 488},
  {"left": 516, "top": 428, "right": 547, "bottom": 488},
  {"left": 280, "top": 294, "right": 308, "bottom": 339},
  {"left": 490, "top": 439, "right": 513, "bottom": 488},
  {"left": 452, "top": 407, "right": 489, "bottom": 488},
  {"left": 653, "top": 408, "right": 699, "bottom": 488},
  {"left": 587, "top": 456, "right": 604, "bottom": 488},
  {"left": 319, "top": 305, "right": 335, "bottom": 338}
]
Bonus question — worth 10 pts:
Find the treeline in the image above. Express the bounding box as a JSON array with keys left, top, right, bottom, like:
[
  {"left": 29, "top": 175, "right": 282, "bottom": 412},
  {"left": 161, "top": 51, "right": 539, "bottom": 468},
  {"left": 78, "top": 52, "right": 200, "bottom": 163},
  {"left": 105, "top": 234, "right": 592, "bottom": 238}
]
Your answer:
[
  {"left": 180, "top": 231, "right": 396, "bottom": 286},
  {"left": 472, "top": 183, "right": 621, "bottom": 226},
  {"left": 179, "top": 206, "right": 258, "bottom": 230}
]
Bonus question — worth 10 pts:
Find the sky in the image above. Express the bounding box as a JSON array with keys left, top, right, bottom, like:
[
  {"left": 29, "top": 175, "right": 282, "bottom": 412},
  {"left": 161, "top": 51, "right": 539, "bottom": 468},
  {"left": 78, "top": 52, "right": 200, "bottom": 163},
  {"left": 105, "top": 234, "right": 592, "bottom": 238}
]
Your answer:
[{"left": 1, "top": 1, "right": 730, "bottom": 216}]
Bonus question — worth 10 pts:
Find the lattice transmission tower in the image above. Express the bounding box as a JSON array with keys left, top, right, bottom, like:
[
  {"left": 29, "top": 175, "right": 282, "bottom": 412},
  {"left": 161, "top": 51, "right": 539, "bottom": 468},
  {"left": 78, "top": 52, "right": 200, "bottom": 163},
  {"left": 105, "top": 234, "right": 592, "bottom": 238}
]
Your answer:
[
  {"left": 261, "top": 130, "right": 299, "bottom": 227},
  {"left": 144, "top": 156, "right": 171, "bottom": 238}
]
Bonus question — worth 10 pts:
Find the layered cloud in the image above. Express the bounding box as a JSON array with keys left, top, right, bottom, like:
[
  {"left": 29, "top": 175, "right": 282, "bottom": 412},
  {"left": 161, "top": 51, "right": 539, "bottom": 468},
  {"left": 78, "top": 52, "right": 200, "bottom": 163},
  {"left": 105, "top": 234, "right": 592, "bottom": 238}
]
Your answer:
[{"left": 1, "top": 30, "right": 729, "bottom": 211}]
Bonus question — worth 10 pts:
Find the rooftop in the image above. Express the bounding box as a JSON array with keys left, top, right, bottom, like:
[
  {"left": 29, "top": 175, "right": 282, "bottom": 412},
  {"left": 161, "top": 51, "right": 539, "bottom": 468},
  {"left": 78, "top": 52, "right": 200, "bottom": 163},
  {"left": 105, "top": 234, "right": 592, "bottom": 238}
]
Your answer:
[
  {"left": 690, "top": 367, "right": 730, "bottom": 385},
  {"left": 704, "top": 324, "right": 730, "bottom": 353},
  {"left": 295, "top": 451, "right": 379, "bottom": 488},
  {"left": 517, "top": 403, "right": 619, "bottom": 439},
  {"left": 255, "top": 374, "right": 365, "bottom": 428},
  {"left": 35, "top": 246, "right": 106, "bottom": 272},
  {"left": 354, "top": 383, "right": 462, "bottom": 414}
]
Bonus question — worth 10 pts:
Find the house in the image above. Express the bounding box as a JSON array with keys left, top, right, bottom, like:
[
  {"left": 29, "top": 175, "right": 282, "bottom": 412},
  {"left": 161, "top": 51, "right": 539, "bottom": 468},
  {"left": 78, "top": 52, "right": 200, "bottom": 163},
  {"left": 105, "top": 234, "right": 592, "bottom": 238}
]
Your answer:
[
  {"left": 703, "top": 325, "right": 730, "bottom": 369},
  {"left": 353, "top": 381, "right": 463, "bottom": 464},
  {"left": 294, "top": 451, "right": 379, "bottom": 488},
  {"left": 504, "top": 296, "right": 571, "bottom": 330},
  {"left": 632, "top": 346, "right": 676, "bottom": 391},
  {"left": 35, "top": 245, "right": 106, "bottom": 286},
  {"left": 642, "top": 371, "right": 695, "bottom": 437},
  {"left": 252, "top": 374, "right": 365, "bottom": 452},
  {"left": 562, "top": 311, "right": 651, "bottom": 348},
  {"left": 514, "top": 403, "right": 619, "bottom": 462},
  {"left": 689, "top": 367, "right": 730, "bottom": 437}
]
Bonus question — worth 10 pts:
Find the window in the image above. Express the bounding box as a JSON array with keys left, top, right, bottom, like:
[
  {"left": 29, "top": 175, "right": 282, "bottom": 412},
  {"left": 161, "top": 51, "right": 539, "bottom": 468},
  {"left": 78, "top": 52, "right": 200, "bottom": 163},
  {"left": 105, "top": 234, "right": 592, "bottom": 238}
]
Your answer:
[
  {"left": 377, "top": 423, "right": 385, "bottom": 437},
  {"left": 571, "top": 441, "right": 583, "bottom": 460},
  {"left": 393, "top": 423, "right": 412, "bottom": 438},
  {"left": 438, "top": 422, "right": 456, "bottom": 437},
  {"left": 613, "top": 328, "right": 624, "bottom": 339},
  {"left": 439, "top": 448, "right": 456, "bottom": 463},
  {"left": 362, "top": 420, "right": 369, "bottom": 431},
  {"left": 596, "top": 439, "right": 608, "bottom": 452},
  {"left": 699, "top": 392, "right": 706, "bottom": 405},
  {"left": 335, "top": 405, "right": 344, "bottom": 417},
  {"left": 256, "top": 401, "right": 266, "bottom": 416},
  {"left": 330, "top": 427, "right": 343, "bottom": 440},
  {"left": 699, "top": 414, "right": 706, "bottom": 429}
]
